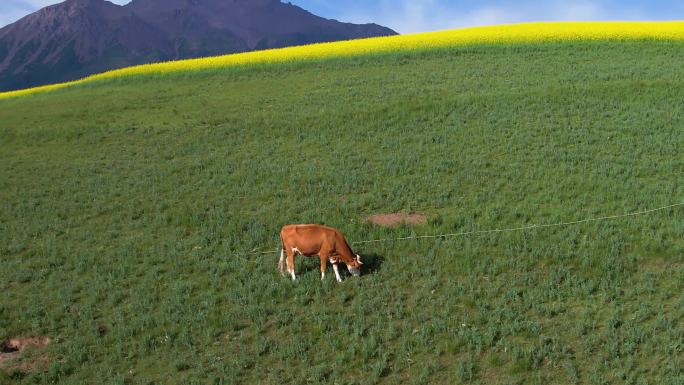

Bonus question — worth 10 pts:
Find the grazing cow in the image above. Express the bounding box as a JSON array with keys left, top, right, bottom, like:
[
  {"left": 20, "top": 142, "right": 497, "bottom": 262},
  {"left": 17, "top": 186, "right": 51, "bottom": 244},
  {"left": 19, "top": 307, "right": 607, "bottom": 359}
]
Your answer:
[{"left": 279, "top": 224, "right": 363, "bottom": 282}]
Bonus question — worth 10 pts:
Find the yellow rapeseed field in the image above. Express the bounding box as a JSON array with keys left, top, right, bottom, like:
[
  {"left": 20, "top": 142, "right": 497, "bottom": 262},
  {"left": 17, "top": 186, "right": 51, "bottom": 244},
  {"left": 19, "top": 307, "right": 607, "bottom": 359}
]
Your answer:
[{"left": 2, "top": 21, "right": 684, "bottom": 100}]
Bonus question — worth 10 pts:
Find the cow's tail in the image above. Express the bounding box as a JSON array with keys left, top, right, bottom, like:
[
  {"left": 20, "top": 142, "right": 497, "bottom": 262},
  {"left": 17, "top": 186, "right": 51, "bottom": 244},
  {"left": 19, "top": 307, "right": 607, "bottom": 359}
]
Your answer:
[{"left": 277, "top": 234, "right": 286, "bottom": 275}]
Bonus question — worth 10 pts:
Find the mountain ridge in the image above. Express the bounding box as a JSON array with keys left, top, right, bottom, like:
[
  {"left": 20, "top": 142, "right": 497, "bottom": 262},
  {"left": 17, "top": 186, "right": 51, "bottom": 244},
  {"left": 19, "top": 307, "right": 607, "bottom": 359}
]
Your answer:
[{"left": 0, "top": 0, "right": 397, "bottom": 91}]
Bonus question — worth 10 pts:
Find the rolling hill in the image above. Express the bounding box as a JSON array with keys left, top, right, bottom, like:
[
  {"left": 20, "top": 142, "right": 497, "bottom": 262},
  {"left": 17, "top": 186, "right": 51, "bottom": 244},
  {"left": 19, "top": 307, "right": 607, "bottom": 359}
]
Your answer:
[{"left": 0, "top": 23, "right": 683, "bottom": 385}]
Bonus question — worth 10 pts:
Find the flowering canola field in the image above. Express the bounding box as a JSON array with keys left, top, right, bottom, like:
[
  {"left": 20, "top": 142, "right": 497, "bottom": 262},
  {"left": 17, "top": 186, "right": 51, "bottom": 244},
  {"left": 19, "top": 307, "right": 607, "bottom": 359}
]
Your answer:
[{"left": 2, "top": 21, "right": 684, "bottom": 100}]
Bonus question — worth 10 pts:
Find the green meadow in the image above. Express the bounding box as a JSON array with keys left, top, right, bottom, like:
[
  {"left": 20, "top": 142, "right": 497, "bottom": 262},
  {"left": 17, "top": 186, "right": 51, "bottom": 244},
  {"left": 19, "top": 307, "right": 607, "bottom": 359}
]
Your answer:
[{"left": 1, "top": 41, "right": 683, "bottom": 384}]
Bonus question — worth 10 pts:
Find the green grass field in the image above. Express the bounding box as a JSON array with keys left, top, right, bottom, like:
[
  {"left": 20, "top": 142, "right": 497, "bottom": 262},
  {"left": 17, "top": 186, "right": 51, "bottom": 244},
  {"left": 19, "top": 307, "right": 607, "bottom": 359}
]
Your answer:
[{"left": 1, "top": 41, "right": 683, "bottom": 385}]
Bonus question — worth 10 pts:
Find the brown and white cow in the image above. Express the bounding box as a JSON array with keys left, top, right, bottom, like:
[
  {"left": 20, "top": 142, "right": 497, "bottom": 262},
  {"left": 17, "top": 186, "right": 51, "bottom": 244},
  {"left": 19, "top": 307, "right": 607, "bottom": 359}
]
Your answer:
[{"left": 279, "top": 224, "right": 362, "bottom": 282}]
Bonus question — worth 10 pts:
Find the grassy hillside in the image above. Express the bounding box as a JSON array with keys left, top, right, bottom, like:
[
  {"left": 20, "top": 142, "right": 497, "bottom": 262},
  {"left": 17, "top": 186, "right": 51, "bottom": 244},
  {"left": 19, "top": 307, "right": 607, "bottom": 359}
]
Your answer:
[
  {"left": 3, "top": 21, "right": 684, "bottom": 100},
  {"left": 1, "top": 40, "right": 683, "bottom": 385}
]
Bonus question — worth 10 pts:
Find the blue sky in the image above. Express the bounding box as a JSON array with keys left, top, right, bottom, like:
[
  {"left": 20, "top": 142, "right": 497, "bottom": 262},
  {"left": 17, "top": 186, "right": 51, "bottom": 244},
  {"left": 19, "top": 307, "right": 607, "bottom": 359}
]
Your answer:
[{"left": 1, "top": 1, "right": 683, "bottom": 32}]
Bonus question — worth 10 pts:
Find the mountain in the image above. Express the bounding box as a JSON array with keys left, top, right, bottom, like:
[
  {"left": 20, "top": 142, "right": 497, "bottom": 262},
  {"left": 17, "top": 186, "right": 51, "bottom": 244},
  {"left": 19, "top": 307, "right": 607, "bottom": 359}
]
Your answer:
[{"left": 0, "top": 0, "right": 397, "bottom": 91}]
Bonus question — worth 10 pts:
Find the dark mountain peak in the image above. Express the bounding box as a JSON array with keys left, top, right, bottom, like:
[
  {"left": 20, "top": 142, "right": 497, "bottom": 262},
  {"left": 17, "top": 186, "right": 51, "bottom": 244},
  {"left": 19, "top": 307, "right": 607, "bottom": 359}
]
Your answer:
[
  {"left": 21, "top": 0, "right": 129, "bottom": 27},
  {"left": 57, "top": 0, "right": 124, "bottom": 14},
  {"left": 65, "top": 0, "right": 106, "bottom": 5},
  {"left": 127, "top": 0, "right": 280, "bottom": 6},
  {"left": 0, "top": 0, "right": 398, "bottom": 92}
]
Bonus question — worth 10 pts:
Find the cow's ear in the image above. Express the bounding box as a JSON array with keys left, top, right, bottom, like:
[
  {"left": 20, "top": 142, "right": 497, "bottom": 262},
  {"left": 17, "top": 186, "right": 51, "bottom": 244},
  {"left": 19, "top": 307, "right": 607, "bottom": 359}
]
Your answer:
[{"left": 356, "top": 254, "right": 363, "bottom": 264}]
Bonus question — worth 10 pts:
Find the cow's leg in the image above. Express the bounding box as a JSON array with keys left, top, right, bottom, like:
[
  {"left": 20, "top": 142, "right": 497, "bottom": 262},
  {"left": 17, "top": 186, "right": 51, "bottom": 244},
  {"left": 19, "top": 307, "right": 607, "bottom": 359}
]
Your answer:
[
  {"left": 319, "top": 254, "right": 328, "bottom": 280},
  {"left": 332, "top": 263, "right": 343, "bottom": 283},
  {"left": 278, "top": 248, "right": 286, "bottom": 276},
  {"left": 286, "top": 248, "right": 296, "bottom": 281}
]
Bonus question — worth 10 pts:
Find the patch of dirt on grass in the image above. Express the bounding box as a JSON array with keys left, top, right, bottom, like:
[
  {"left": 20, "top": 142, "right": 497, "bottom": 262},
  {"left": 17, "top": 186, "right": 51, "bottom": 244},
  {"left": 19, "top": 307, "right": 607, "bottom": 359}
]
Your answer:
[
  {"left": 368, "top": 212, "right": 427, "bottom": 227},
  {"left": 0, "top": 336, "right": 51, "bottom": 373}
]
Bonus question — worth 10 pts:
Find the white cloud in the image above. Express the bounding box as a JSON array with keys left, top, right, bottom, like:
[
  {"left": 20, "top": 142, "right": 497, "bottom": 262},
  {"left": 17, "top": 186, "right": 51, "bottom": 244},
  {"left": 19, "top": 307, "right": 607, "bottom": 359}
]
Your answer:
[
  {"left": 332, "top": 0, "right": 650, "bottom": 34},
  {"left": 558, "top": 2, "right": 603, "bottom": 20},
  {"left": 456, "top": 6, "right": 521, "bottom": 28}
]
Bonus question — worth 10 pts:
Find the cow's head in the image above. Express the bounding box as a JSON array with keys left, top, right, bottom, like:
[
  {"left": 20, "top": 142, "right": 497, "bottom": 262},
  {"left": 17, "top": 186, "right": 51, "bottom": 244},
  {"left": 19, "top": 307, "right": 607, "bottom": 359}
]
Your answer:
[{"left": 346, "top": 254, "right": 363, "bottom": 277}]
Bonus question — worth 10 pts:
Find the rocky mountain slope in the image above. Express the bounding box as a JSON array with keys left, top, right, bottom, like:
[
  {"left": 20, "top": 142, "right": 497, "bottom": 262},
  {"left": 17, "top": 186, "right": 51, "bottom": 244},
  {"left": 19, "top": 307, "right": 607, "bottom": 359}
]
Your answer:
[{"left": 0, "top": 0, "right": 396, "bottom": 91}]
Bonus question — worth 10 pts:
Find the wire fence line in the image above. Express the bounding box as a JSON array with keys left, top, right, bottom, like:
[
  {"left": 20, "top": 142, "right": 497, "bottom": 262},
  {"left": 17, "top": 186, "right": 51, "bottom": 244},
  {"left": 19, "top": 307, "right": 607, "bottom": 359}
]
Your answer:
[{"left": 247, "top": 201, "right": 684, "bottom": 255}]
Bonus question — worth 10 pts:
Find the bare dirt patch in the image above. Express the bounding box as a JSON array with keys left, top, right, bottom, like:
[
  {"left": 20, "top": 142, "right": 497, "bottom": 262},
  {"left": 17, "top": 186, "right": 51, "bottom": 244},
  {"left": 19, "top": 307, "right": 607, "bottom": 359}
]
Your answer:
[
  {"left": 368, "top": 212, "right": 427, "bottom": 227},
  {"left": 0, "top": 336, "right": 51, "bottom": 373}
]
